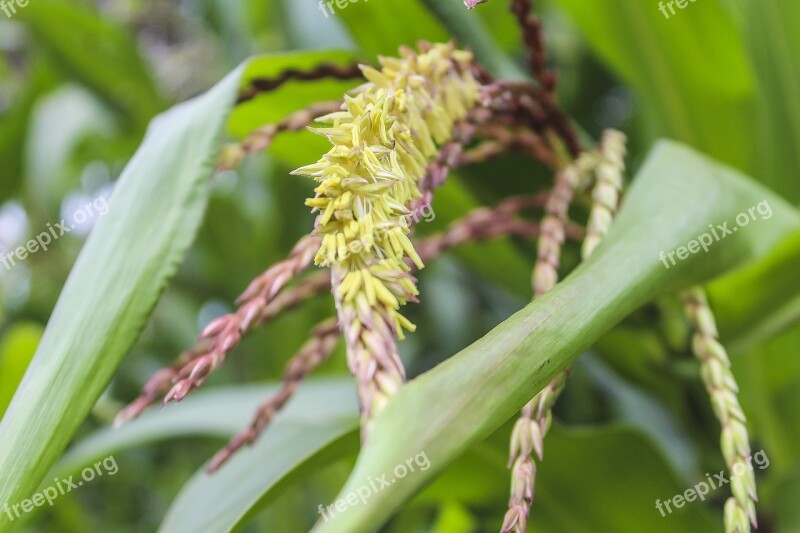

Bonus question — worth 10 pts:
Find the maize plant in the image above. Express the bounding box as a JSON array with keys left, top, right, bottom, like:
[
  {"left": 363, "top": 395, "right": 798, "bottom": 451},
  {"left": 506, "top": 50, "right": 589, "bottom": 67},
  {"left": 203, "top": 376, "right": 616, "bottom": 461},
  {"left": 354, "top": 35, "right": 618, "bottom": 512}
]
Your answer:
[{"left": 0, "top": 0, "right": 798, "bottom": 532}]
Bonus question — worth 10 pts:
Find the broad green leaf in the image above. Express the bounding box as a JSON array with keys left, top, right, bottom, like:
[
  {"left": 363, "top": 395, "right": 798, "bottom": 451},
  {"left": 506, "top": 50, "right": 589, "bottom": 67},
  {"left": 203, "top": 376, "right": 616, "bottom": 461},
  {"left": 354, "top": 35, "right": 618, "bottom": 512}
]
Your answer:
[
  {"left": 0, "top": 322, "right": 42, "bottom": 419},
  {"left": 22, "top": 1, "right": 164, "bottom": 130},
  {"left": 159, "top": 380, "right": 358, "bottom": 532},
  {"left": 335, "top": 0, "right": 450, "bottom": 57},
  {"left": 431, "top": 502, "right": 475, "bottom": 533},
  {"left": 33, "top": 381, "right": 356, "bottom": 533},
  {"left": 745, "top": 0, "right": 800, "bottom": 202},
  {"left": 53, "top": 379, "right": 356, "bottom": 483},
  {"left": 550, "top": 0, "right": 755, "bottom": 174},
  {"left": 314, "top": 141, "right": 800, "bottom": 531},
  {"left": 531, "top": 425, "right": 718, "bottom": 531},
  {"left": 709, "top": 228, "right": 800, "bottom": 354},
  {"left": 0, "top": 64, "right": 245, "bottom": 531},
  {"left": 419, "top": 422, "right": 716, "bottom": 531},
  {"left": 55, "top": 383, "right": 344, "bottom": 473},
  {"left": 733, "top": 325, "right": 800, "bottom": 479}
]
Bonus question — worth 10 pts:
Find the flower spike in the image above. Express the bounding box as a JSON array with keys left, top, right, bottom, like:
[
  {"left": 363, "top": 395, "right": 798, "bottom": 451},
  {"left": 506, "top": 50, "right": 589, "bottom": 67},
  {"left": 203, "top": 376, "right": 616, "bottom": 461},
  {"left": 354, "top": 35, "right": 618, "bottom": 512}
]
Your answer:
[{"left": 293, "top": 43, "right": 481, "bottom": 434}]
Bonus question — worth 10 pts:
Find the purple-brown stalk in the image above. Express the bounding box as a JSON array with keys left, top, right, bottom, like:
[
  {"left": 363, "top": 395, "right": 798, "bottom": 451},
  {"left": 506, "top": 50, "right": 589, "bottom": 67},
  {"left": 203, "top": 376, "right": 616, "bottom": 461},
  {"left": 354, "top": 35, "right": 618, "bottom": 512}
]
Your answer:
[
  {"left": 236, "top": 62, "right": 363, "bottom": 104},
  {"left": 207, "top": 317, "right": 341, "bottom": 472},
  {"left": 510, "top": 0, "right": 556, "bottom": 95}
]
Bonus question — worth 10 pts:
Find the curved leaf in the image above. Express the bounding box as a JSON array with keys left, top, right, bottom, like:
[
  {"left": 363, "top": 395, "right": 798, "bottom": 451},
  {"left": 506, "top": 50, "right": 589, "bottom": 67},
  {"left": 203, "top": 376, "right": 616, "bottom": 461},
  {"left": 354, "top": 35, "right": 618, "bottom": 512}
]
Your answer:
[
  {"left": 160, "top": 408, "right": 357, "bottom": 532},
  {"left": 55, "top": 381, "right": 354, "bottom": 474},
  {"left": 51, "top": 379, "right": 358, "bottom": 532},
  {"left": 314, "top": 141, "right": 800, "bottom": 531},
  {"left": 0, "top": 64, "right": 245, "bottom": 531}
]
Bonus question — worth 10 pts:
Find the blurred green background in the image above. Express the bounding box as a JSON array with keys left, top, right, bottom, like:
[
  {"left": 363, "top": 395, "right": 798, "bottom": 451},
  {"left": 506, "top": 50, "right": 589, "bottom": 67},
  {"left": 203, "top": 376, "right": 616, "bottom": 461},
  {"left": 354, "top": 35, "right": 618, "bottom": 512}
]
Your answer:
[{"left": 0, "top": 0, "right": 798, "bottom": 531}]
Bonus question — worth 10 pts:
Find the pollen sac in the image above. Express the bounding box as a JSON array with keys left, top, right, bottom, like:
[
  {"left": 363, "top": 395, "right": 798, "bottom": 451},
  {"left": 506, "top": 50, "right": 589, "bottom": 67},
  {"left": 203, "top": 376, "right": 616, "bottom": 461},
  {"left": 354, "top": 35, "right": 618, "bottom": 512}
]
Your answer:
[{"left": 293, "top": 42, "right": 480, "bottom": 333}]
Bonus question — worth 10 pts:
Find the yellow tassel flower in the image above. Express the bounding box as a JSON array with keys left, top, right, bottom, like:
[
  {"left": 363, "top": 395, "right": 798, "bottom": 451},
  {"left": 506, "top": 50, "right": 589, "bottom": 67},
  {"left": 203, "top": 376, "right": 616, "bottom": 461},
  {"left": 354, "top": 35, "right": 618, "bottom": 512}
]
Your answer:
[{"left": 292, "top": 42, "right": 480, "bottom": 431}]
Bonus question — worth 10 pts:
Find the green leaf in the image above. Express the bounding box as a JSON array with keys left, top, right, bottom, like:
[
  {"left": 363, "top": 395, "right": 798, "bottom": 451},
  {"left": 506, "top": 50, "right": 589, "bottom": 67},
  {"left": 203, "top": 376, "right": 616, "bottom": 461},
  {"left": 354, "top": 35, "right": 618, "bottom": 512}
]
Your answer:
[
  {"left": 0, "top": 64, "right": 245, "bottom": 531},
  {"left": 745, "top": 0, "right": 800, "bottom": 202},
  {"left": 0, "top": 322, "right": 43, "bottom": 419},
  {"left": 158, "top": 380, "right": 358, "bottom": 533},
  {"left": 335, "top": 0, "right": 450, "bottom": 57},
  {"left": 313, "top": 141, "right": 800, "bottom": 531},
  {"left": 531, "top": 425, "right": 718, "bottom": 531},
  {"left": 709, "top": 228, "right": 800, "bottom": 354},
  {"left": 419, "top": 422, "right": 717, "bottom": 531},
  {"left": 551, "top": 0, "right": 755, "bottom": 174},
  {"left": 22, "top": 1, "right": 164, "bottom": 130},
  {"left": 54, "top": 379, "right": 357, "bottom": 480}
]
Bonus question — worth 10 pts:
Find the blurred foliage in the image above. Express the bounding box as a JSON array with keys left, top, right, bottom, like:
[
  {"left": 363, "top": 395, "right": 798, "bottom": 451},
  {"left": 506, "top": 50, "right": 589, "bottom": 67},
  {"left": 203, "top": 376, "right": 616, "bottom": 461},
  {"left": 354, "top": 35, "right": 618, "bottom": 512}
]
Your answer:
[{"left": 0, "top": 0, "right": 798, "bottom": 531}]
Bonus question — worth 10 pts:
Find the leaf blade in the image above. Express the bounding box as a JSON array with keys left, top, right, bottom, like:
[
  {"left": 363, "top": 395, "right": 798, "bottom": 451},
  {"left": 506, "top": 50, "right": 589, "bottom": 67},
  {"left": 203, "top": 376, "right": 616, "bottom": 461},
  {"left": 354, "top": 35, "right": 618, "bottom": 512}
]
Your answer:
[{"left": 0, "top": 65, "right": 245, "bottom": 530}]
